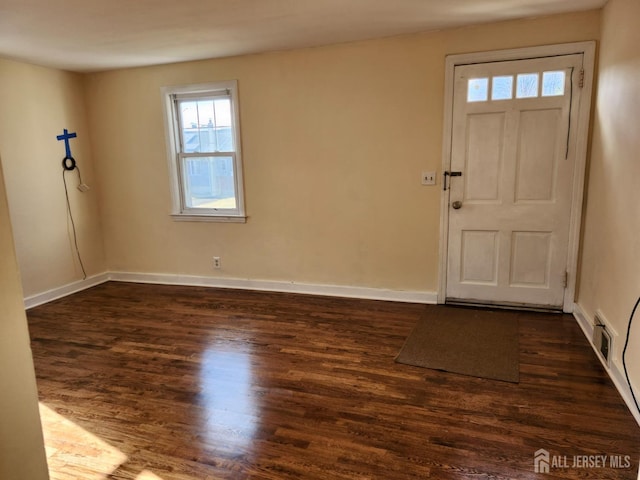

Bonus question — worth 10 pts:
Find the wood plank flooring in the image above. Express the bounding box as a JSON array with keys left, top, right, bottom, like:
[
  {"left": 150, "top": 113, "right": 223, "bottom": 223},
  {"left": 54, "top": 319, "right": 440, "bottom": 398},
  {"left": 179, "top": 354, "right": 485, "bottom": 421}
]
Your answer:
[{"left": 27, "top": 282, "right": 640, "bottom": 479}]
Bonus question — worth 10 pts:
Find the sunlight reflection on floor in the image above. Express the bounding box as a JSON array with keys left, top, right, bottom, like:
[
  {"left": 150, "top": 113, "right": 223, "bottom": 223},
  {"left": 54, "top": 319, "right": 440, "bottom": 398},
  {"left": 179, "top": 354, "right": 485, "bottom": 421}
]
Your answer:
[
  {"left": 135, "top": 470, "right": 165, "bottom": 480},
  {"left": 199, "top": 348, "right": 258, "bottom": 453},
  {"left": 39, "top": 348, "right": 259, "bottom": 479},
  {"left": 39, "top": 403, "right": 166, "bottom": 480}
]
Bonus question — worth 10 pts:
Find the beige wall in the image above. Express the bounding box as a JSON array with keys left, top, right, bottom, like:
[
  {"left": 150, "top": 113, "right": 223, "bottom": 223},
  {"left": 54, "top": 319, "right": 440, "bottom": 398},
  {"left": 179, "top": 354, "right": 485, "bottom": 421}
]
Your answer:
[
  {"left": 0, "top": 59, "right": 106, "bottom": 298},
  {"left": 2, "top": 5, "right": 637, "bottom": 475},
  {"left": 85, "top": 10, "right": 600, "bottom": 293},
  {"left": 0, "top": 160, "right": 49, "bottom": 479},
  {"left": 578, "top": 0, "right": 640, "bottom": 406}
]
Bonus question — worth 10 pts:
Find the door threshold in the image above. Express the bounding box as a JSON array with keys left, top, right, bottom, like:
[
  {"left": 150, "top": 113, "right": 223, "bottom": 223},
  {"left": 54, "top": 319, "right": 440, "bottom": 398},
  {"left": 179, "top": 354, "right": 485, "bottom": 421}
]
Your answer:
[{"left": 445, "top": 298, "right": 563, "bottom": 313}]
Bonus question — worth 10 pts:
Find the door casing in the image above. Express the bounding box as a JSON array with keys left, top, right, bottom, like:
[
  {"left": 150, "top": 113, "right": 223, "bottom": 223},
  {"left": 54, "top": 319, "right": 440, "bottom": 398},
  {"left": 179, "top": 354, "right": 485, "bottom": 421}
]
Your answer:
[{"left": 437, "top": 41, "right": 596, "bottom": 313}]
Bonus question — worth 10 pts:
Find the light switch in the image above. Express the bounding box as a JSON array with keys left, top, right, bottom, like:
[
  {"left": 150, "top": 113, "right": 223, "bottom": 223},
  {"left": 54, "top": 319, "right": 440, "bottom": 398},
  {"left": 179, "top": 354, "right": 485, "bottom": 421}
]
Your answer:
[{"left": 421, "top": 171, "right": 436, "bottom": 186}]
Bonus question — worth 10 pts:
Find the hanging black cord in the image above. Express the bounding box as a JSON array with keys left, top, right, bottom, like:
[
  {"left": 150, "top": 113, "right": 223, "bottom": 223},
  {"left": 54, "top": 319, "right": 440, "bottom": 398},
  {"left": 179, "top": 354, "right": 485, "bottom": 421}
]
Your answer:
[
  {"left": 62, "top": 167, "right": 87, "bottom": 280},
  {"left": 622, "top": 296, "right": 640, "bottom": 415},
  {"left": 565, "top": 66, "right": 575, "bottom": 159}
]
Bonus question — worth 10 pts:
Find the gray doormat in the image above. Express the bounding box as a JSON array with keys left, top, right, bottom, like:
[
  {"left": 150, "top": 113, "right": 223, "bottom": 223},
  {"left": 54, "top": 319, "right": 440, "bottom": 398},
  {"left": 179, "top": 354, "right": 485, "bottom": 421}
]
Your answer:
[{"left": 395, "top": 306, "right": 520, "bottom": 383}]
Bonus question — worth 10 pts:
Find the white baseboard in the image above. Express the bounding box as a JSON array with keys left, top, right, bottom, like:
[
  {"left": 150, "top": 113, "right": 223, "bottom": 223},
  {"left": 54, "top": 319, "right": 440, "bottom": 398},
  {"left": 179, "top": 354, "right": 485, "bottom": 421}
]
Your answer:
[
  {"left": 23, "top": 272, "right": 111, "bottom": 310},
  {"left": 23, "top": 271, "right": 437, "bottom": 309},
  {"left": 108, "top": 271, "right": 438, "bottom": 304},
  {"left": 573, "top": 303, "right": 640, "bottom": 427}
]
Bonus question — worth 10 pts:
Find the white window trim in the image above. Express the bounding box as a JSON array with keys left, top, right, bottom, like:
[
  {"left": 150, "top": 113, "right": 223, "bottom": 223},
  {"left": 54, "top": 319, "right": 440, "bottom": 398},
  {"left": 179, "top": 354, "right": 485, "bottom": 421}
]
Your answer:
[{"left": 161, "top": 80, "right": 246, "bottom": 222}]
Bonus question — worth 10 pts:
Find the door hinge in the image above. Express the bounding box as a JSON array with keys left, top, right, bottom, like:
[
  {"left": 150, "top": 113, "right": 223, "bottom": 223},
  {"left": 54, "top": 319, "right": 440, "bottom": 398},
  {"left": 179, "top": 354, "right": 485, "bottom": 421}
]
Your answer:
[
  {"left": 562, "top": 271, "right": 569, "bottom": 288},
  {"left": 579, "top": 69, "right": 584, "bottom": 89}
]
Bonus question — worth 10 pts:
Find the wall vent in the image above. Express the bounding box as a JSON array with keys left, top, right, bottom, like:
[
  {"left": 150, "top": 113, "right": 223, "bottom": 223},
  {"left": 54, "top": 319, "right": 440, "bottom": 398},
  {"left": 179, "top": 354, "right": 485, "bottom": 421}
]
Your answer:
[{"left": 593, "top": 313, "right": 612, "bottom": 366}]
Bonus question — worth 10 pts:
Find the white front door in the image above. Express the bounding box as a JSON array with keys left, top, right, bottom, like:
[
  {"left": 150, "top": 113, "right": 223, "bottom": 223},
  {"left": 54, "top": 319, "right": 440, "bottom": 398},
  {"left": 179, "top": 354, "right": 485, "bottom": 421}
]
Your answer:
[{"left": 445, "top": 54, "right": 584, "bottom": 309}]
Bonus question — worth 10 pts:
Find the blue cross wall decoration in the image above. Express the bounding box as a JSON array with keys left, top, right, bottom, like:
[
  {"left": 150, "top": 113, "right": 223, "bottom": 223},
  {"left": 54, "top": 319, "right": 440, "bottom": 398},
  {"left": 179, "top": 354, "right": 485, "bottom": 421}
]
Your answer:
[
  {"left": 57, "top": 129, "right": 77, "bottom": 158},
  {"left": 57, "top": 128, "right": 78, "bottom": 170}
]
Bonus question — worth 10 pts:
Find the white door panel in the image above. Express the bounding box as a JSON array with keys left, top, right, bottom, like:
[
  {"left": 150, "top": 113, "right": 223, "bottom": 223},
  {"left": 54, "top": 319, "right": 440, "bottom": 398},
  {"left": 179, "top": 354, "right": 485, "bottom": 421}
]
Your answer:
[
  {"left": 464, "top": 113, "right": 505, "bottom": 202},
  {"left": 446, "top": 55, "right": 583, "bottom": 309},
  {"left": 515, "top": 109, "right": 561, "bottom": 202}
]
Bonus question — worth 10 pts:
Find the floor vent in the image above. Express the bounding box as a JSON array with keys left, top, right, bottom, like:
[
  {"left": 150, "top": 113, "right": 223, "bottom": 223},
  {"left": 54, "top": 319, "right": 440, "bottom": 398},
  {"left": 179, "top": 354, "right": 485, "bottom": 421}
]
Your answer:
[{"left": 593, "top": 314, "right": 611, "bottom": 366}]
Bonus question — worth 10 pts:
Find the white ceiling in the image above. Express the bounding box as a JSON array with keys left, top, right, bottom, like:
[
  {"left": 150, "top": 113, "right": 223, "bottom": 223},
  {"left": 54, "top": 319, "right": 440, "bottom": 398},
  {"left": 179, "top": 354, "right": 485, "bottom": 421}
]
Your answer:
[{"left": 0, "top": 0, "right": 605, "bottom": 73}]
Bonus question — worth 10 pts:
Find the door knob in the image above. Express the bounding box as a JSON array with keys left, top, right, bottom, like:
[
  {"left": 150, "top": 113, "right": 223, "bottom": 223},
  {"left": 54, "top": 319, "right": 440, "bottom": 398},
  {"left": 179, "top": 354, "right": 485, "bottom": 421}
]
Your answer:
[{"left": 452, "top": 201, "right": 462, "bottom": 209}]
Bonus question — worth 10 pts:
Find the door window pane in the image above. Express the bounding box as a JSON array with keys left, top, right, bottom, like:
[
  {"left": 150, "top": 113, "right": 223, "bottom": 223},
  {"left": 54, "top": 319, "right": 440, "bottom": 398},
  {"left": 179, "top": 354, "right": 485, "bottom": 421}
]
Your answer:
[
  {"left": 516, "top": 73, "right": 539, "bottom": 98},
  {"left": 542, "top": 71, "right": 566, "bottom": 96},
  {"left": 467, "top": 78, "right": 489, "bottom": 102},
  {"left": 182, "top": 156, "right": 237, "bottom": 209},
  {"left": 491, "top": 76, "right": 513, "bottom": 100}
]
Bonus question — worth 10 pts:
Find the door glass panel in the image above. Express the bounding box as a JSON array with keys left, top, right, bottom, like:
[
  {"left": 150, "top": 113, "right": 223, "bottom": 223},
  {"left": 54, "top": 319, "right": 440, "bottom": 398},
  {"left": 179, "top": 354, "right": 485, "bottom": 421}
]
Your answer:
[
  {"left": 491, "top": 76, "right": 513, "bottom": 100},
  {"left": 542, "top": 71, "right": 566, "bottom": 96},
  {"left": 516, "top": 73, "right": 539, "bottom": 98},
  {"left": 467, "top": 78, "right": 489, "bottom": 102}
]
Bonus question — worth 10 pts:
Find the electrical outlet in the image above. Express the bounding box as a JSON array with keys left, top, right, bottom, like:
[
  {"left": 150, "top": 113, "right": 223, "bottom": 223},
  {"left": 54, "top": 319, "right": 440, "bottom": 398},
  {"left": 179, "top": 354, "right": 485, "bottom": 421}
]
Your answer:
[
  {"left": 213, "top": 256, "right": 221, "bottom": 269},
  {"left": 421, "top": 171, "right": 436, "bottom": 186}
]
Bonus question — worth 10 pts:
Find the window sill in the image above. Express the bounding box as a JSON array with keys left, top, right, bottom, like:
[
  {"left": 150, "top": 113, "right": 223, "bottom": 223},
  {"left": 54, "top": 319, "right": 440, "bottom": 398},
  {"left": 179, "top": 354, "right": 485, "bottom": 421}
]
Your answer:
[{"left": 171, "top": 214, "right": 247, "bottom": 223}]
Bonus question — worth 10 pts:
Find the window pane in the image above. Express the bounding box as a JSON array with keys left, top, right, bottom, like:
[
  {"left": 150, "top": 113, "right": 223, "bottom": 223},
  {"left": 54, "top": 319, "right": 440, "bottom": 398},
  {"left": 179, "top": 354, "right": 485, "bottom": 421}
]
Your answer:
[
  {"left": 491, "top": 76, "right": 513, "bottom": 100},
  {"left": 542, "top": 71, "right": 566, "bottom": 96},
  {"left": 179, "top": 98, "right": 234, "bottom": 153},
  {"left": 516, "top": 73, "right": 539, "bottom": 98},
  {"left": 182, "top": 156, "right": 236, "bottom": 209},
  {"left": 467, "top": 78, "right": 489, "bottom": 102}
]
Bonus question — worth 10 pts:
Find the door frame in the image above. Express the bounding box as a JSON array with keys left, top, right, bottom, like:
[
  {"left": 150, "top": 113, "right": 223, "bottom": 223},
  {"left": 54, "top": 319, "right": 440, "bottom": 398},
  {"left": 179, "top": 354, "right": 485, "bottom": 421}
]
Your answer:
[{"left": 437, "top": 41, "right": 596, "bottom": 313}]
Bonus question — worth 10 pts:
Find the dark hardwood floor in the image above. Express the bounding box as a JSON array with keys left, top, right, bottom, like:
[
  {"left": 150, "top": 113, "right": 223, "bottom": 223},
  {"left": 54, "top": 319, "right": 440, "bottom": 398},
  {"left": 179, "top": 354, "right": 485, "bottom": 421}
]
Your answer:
[{"left": 27, "top": 282, "right": 640, "bottom": 479}]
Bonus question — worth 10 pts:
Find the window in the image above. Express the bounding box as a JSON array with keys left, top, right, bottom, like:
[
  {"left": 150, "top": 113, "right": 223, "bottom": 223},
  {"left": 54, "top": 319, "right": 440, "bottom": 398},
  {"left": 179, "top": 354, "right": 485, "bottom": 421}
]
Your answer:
[
  {"left": 467, "top": 78, "right": 489, "bottom": 102},
  {"left": 516, "top": 73, "right": 539, "bottom": 98},
  {"left": 162, "top": 81, "right": 245, "bottom": 222},
  {"left": 541, "top": 71, "right": 565, "bottom": 96},
  {"left": 466, "top": 70, "right": 567, "bottom": 103},
  {"left": 491, "top": 76, "right": 513, "bottom": 100}
]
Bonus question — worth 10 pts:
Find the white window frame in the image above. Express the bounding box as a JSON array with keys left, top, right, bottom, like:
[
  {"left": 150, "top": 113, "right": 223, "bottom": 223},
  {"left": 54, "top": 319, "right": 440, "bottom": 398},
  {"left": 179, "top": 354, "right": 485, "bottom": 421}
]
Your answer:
[{"left": 161, "top": 80, "right": 246, "bottom": 222}]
